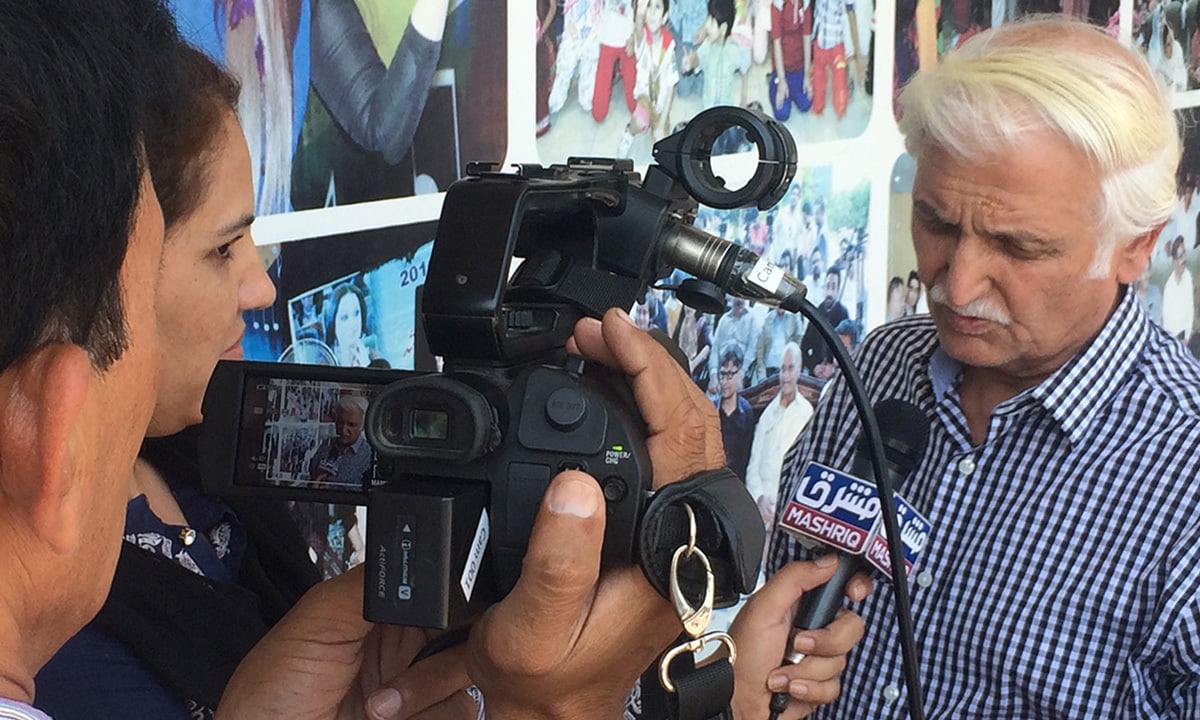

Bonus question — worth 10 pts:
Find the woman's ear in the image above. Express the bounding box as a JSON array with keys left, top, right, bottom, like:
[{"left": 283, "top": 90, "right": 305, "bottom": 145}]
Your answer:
[{"left": 0, "top": 344, "right": 91, "bottom": 553}]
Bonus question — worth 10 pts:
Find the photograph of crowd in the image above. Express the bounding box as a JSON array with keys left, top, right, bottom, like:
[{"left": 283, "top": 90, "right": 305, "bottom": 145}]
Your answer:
[
  {"left": 535, "top": 0, "right": 876, "bottom": 166},
  {"left": 1139, "top": 107, "right": 1200, "bottom": 355},
  {"left": 170, "top": 0, "right": 506, "bottom": 214},
  {"left": 1135, "top": 0, "right": 1200, "bottom": 92},
  {"left": 632, "top": 163, "right": 870, "bottom": 528}
]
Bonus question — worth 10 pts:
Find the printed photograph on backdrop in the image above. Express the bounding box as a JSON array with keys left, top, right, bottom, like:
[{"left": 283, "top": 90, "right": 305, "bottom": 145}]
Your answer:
[
  {"left": 170, "top": 0, "right": 507, "bottom": 215},
  {"left": 535, "top": 0, "right": 875, "bottom": 166},
  {"left": 885, "top": 153, "right": 929, "bottom": 324},
  {"left": 242, "top": 222, "right": 438, "bottom": 368},
  {"left": 1143, "top": 106, "right": 1200, "bottom": 356},
  {"left": 893, "top": 0, "right": 1119, "bottom": 117},
  {"left": 632, "top": 163, "right": 870, "bottom": 530},
  {"left": 1134, "top": 0, "right": 1200, "bottom": 92}
]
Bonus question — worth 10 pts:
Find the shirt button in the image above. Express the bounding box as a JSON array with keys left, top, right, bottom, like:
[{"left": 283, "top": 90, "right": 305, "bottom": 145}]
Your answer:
[
  {"left": 883, "top": 683, "right": 901, "bottom": 702},
  {"left": 916, "top": 570, "right": 934, "bottom": 588},
  {"left": 956, "top": 455, "right": 976, "bottom": 476}
]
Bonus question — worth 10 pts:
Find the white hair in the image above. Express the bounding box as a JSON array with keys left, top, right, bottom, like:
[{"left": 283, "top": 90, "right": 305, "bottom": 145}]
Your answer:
[
  {"left": 337, "top": 394, "right": 369, "bottom": 416},
  {"left": 898, "top": 16, "right": 1179, "bottom": 278}
]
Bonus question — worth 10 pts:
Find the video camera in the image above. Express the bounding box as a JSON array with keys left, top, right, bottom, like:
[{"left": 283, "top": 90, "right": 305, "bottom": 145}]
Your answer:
[{"left": 199, "top": 107, "right": 803, "bottom": 629}]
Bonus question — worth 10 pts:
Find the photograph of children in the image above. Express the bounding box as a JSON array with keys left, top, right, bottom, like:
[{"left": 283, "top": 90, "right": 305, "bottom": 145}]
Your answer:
[
  {"left": 536, "top": 0, "right": 875, "bottom": 166},
  {"left": 1142, "top": 106, "right": 1200, "bottom": 357},
  {"left": 170, "top": 0, "right": 506, "bottom": 215},
  {"left": 242, "top": 222, "right": 438, "bottom": 367},
  {"left": 1135, "top": 0, "right": 1200, "bottom": 92},
  {"left": 643, "top": 162, "right": 870, "bottom": 528},
  {"left": 894, "top": 0, "right": 1120, "bottom": 117}
]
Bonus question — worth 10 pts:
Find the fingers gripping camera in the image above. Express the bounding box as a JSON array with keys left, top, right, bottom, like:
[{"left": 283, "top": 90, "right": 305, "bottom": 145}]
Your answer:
[{"left": 362, "top": 355, "right": 650, "bottom": 628}]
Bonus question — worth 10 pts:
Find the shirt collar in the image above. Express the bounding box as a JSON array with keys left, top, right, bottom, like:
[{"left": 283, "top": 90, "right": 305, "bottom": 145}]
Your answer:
[
  {"left": 926, "top": 286, "right": 1147, "bottom": 446},
  {"left": 344, "top": 432, "right": 369, "bottom": 454},
  {"left": 1030, "top": 286, "right": 1147, "bottom": 445}
]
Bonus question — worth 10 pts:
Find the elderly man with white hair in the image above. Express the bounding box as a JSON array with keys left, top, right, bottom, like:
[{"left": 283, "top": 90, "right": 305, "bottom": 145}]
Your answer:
[
  {"left": 307, "top": 394, "right": 373, "bottom": 488},
  {"left": 764, "top": 15, "right": 1200, "bottom": 718}
]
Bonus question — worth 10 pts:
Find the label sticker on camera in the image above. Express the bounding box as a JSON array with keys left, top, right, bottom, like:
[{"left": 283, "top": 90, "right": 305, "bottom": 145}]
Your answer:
[
  {"left": 748, "top": 257, "right": 784, "bottom": 294},
  {"left": 461, "top": 509, "right": 490, "bottom": 602}
]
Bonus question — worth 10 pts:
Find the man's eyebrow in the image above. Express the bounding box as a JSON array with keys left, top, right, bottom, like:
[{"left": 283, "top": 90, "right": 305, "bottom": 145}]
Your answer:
[
  {"left": 218, "top": 213, "right": 256, "bottom": 235},
  {"left": 912, "top": 199, "right": 951, "bottom": 223}
]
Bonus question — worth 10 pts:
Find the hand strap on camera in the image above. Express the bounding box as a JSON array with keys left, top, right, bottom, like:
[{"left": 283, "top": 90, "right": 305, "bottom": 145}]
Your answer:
[{"left": 636, "top": 467, "right": 766, "bottom": 720}]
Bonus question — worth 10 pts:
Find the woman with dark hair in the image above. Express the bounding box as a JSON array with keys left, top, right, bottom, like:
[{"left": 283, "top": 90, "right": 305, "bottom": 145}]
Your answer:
[
  {"left": 33, "top": 45, "right": 340, "bottom": 720},
  {"left": 327, "top": 282, "right": 382, "bottom": 367}
]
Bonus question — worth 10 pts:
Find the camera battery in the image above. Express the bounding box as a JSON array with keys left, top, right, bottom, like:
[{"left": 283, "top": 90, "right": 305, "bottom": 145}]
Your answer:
[{"left": 364, "top": 481, "right": 493, "bottom": 629}]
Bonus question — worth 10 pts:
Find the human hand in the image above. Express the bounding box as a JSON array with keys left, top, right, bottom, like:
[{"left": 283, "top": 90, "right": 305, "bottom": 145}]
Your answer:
[
  {"left": 468, "top": 309, "right": 726, "bottom": 719},
  {"left": 728, "top": 559, "right": 871, "bottom": 719},
  {"left": 776, "top": 79, "right": 790, "bottom": 110},
  {"left": 469, "top": 472, "right": 674, "bottom": 720},
  {"left": 568, "top": 308, "right": 726, "bottom": 486},
  {"left": 216, "top": 567, "right": 477, "bottom": 720},
  {"left": 803, "top": 69, "right": 813, "bottom": 96}
]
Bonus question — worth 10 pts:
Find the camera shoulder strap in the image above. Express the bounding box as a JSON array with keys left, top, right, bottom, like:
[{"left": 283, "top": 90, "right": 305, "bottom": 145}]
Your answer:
[{"left": 636, "top": 466, "right": 765, "bottom": 720}]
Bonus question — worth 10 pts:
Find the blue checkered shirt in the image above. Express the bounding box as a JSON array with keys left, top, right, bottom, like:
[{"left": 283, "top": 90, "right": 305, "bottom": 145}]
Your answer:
[{"left": 767, "top": 287, "right": 1200, "bottom": 717}]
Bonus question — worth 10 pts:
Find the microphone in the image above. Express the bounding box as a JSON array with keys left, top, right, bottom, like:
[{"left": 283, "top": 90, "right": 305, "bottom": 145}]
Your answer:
[
  {"left": 768, "top": 399, "right": 930, "bottom": 717},
  {"left": 658, "top": 222, "right": 808, "bottom": 312}
]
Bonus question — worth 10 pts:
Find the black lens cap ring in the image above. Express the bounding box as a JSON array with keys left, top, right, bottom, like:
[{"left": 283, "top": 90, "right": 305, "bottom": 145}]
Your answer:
[{"left": 652, "top": 105, "right": 797, "bottom": 211}]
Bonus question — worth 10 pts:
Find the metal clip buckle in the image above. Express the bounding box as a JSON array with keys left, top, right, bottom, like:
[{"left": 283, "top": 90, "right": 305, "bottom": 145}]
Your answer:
[
  {"left": 668, "top": 504, "right": 714, "bottom": 638},
  {"left": 658, "top": 632, "right": 738, "bottom": 693}
]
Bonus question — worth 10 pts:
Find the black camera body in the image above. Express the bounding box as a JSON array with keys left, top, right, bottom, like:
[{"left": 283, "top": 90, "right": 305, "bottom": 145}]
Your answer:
[
  {"left": 200, "top": 107, "right": 798, "bottom": 629},
  {"left": 361, "top": 358, "right": 652, "bottom": 628},
  {"left": 201, "top": 353, "right": 651, "bottom": 628}
]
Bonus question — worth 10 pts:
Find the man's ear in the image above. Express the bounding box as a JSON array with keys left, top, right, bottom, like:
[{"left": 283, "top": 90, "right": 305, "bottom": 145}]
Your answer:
[
  {"left": 1115, "top": 223, "right": 1165, "bottom": 284},
  {"left": 0, "top": 344, "right": 91, "bottom": 554}
]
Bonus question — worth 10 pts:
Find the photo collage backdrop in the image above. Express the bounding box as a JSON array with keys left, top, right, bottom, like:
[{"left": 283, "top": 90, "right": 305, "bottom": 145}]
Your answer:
[{"left": 173, "top": 0, "right": 1186, "bottom": 600}]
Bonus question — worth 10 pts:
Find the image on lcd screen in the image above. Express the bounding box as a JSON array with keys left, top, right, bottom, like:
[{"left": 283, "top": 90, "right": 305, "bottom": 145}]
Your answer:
[{"left": 236, "top": 377, "right": 384, "bottom": 491}]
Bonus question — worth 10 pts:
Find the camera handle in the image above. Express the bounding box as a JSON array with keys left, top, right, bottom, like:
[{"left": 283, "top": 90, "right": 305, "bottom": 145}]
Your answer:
[{"left": 636, "top": 466, "right": 765, "bottom": 720}]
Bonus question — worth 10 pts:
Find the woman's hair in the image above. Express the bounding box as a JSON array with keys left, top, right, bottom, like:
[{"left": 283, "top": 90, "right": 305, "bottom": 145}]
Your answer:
[
  {"left": 145, "top": 43, "right": 241, "bottom": 231},
  {"left": 898, "top": 16, "right": 1179, "bottom": 277},
  {"left": 327, "top": 283, "right": 369, "bottom": 346}
]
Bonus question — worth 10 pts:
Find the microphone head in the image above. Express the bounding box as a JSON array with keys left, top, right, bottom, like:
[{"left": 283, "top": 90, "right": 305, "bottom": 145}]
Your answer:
[{"left": 862, "top": 399, "right": 930, "bottom": 476}]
